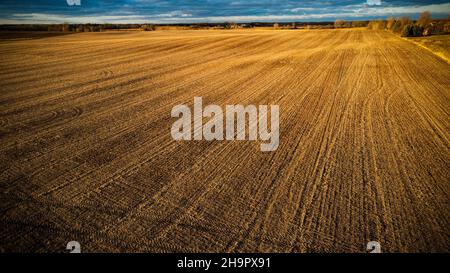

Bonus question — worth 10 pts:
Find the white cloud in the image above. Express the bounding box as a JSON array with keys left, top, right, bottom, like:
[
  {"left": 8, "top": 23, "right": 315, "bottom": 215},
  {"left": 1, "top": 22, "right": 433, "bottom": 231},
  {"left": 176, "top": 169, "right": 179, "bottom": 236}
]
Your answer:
[
  {"left": 5, "top": 13, "right": 150, "bottom": 24},
  {"left": 290, "top": 7, "right": 317, "bottom": 13},
  {"left": 153, "top": 11, "right": 192, "bottom": 18},
  {"left": 367, "top": 0, "right": 382, "bottom": 6}
]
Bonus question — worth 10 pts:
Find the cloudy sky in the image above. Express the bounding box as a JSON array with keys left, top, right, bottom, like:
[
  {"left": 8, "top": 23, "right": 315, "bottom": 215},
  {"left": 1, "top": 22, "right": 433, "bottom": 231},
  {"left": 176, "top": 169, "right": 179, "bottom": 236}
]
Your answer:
[{"left": 0, "top": 0, "right": 449, "bottom": 24}]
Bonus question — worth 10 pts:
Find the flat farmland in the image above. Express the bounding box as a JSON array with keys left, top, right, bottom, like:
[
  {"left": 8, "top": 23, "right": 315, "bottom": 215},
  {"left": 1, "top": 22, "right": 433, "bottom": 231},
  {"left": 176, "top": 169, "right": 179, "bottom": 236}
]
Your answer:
[{"left": 0, "top": 29, "right": 449, "bottom": 252}]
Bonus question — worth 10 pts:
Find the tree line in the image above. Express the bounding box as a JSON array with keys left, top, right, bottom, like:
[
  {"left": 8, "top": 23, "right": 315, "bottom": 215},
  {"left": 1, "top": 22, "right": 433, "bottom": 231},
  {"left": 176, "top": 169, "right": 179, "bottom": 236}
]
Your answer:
[{"left": 367, "top": 12, "right": 450, "bottom": 37}]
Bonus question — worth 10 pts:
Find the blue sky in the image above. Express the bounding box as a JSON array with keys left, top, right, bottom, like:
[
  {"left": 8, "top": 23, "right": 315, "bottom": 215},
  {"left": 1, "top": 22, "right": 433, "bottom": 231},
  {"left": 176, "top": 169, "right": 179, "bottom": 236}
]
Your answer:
[{"left": 0, "top": 1, "right": 449, "bottom": 24}]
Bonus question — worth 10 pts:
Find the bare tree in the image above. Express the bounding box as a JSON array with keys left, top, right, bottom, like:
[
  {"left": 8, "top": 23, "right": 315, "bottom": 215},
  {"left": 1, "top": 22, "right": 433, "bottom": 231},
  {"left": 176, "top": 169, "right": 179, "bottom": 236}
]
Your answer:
[
  {"left": 368, "top": 20, "right": 386, "bottom": 30},
  {"left": 417, "top": 11, "right": 432, "bottom": 27},
  {"left": 334, "top": 19, "right": 345, "bottom": 28},
  {"left": 400, "top": 16, "right": 412, "bottom": 26},
  {"left": 387, "top": 17, "right": 395, "bottom": 30}
]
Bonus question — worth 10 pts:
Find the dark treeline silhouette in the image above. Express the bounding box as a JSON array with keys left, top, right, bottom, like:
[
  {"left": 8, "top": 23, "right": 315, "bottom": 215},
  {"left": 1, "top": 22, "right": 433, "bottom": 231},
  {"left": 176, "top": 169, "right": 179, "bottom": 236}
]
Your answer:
[
  {"left": 1, "top": 16, "right": 448, "bottom": 34},
  {"left": 0, "top": 21, "right": 370, "bottom": 32},
  {"left": 0, "top": 23, "right": 146, "bottom": 32}
]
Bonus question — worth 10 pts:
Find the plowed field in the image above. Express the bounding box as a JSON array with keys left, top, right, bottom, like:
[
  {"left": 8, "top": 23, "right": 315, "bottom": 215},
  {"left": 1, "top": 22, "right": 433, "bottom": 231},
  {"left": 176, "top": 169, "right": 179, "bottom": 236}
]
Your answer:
[{"left": 0, "top": 29, "right": 449, "bottom": 252}]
